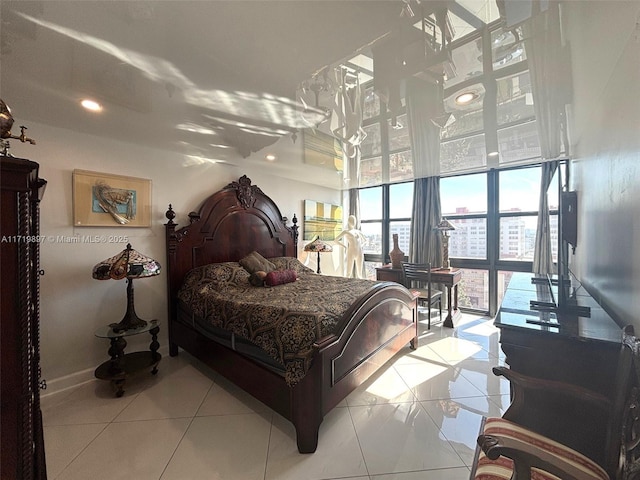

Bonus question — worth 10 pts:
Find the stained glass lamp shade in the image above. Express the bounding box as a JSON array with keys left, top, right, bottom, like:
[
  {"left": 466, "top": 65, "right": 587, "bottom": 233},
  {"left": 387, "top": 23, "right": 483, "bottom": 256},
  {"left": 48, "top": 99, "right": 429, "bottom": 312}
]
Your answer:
[
  {"left": 92, "top": 243, "right": 161, "bottom": 332},
  {"left": 304, "top": 236, "right": 333, "bottom": 274}
]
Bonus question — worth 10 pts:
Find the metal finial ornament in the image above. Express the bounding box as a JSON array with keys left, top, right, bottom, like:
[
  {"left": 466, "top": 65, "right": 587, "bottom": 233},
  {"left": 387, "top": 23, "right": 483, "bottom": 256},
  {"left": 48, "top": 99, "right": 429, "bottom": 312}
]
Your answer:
[
  {"left": 1, "top": 99, "right": 36, "bottom": 155},
  {"left": 0, "top": 99, "right": 14, "bottom": 139}
]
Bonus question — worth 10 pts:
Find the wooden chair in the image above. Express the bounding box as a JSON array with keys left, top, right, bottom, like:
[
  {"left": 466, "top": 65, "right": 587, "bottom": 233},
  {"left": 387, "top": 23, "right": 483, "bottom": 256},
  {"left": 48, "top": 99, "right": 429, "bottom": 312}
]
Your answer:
[
  {"left": 471, "top": 325, "right": 640, "bottom": 480},
  {"left": 401, "top": 262, "right": 442, "bottom": 329}
]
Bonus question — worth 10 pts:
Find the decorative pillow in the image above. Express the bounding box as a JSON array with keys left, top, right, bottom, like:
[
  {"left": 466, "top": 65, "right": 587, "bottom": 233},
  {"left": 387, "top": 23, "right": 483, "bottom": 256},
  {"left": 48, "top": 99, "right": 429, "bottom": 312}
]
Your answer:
[
  {"left": 184, "top": 262, "right": 247, "bottom": 287},
  {"left": 239, "top": 251, "right": 275, "bottom": 275},
  {"left": 268, "top": 256, "right": 314, "bottom": 275},
  {"left": 249, "top": 270, "right": 268, "bottom": 287},
  {"left": 178, "top": 262, "right": 248, "bottom": 305},
  {"left": 264, "top": 269, "right": 297, "bottom": 287}
]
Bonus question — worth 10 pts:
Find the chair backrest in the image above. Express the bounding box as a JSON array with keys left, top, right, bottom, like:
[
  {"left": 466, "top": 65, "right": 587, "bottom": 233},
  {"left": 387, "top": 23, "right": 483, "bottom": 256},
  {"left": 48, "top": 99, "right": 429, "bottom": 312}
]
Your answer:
[
  {"left": 401, "top": 262, "right": 432, "bottom": 290},
  {"left": 484, "top": 326, "right": 639, "bottom": 479}
]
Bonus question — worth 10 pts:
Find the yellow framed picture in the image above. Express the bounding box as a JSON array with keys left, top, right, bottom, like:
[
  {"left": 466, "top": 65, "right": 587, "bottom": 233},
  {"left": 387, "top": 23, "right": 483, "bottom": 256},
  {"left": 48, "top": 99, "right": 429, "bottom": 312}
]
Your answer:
[
  {"left": 303, "top": 200, "right": 343, "bottom": 241},
  {"left": 73, "top": 170, "right": 151, "bottom": 227}
]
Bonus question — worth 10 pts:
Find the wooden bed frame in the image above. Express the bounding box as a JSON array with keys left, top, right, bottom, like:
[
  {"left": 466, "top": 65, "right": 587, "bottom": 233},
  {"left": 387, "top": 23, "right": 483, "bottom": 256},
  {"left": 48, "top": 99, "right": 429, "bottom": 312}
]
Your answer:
[{"left": 165, "top": 175, "right": 418, "bottom": 453}]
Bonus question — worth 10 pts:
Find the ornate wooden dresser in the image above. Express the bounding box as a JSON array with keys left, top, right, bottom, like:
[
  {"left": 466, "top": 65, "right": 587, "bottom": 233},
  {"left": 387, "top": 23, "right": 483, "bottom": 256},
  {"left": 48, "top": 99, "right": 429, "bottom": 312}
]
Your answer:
[{"left": 1, "top": 155, "right": 47, "bottom": 479}]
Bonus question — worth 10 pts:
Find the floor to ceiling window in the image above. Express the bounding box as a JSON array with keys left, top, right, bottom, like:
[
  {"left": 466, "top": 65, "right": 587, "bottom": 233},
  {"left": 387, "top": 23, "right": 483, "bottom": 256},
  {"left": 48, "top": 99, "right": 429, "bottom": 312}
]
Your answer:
[
  {"left": 354, "top": 14, "right": 567, "bottom": 316},
  {"left": 359, "top": 181, "right": 413, "bottom": 279},
  {"left": 441, "top": 164, "right": 563, "bottom": 315}
]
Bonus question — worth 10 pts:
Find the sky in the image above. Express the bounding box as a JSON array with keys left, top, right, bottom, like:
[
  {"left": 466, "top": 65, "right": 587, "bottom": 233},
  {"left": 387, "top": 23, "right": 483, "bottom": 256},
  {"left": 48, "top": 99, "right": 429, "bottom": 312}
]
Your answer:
[{"left": 358, "top": 164, "right": 560, "bottom": 222}]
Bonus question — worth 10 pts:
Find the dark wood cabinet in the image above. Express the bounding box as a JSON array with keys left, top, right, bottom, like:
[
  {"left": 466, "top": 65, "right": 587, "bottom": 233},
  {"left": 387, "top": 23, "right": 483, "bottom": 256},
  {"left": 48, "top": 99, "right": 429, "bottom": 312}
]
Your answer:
[
  {"left": 495, "top": 272, "right": 622, "bottom": 396},
  {"left": 1, "top": 155, "right": 47, "bottom": 480}
]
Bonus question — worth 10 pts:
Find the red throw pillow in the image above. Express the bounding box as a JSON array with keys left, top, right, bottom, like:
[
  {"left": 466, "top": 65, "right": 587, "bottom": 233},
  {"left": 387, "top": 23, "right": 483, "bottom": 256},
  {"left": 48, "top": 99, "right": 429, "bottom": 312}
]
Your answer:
[{"left": 264, "top": 269, "right": 297, "bottom": 286}]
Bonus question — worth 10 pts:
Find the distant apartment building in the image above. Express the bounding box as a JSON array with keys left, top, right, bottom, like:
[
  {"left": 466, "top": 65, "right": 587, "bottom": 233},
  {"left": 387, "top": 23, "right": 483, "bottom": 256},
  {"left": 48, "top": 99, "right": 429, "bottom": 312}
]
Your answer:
[
  {"left": 363, "top": 206, "right": 557, "bottom": 312},
  {"left": 447, "top": 207, "right": 558, "bottom": 261}
]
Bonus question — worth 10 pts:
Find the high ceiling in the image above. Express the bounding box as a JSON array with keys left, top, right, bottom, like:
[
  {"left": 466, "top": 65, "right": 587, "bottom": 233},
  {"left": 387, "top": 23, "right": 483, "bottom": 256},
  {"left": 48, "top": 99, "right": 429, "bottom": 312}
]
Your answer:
[{"left": 0, "top": 1, "right": 499, "bottom": 165}]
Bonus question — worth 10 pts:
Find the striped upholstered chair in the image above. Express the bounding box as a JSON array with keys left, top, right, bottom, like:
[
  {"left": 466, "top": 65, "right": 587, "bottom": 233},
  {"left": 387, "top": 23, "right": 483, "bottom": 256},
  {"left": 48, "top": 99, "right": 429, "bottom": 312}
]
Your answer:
[
  {"left": 474, "top": 416, "right": 609, "bottom": 480},
  {"left": 472, "top": 325, "right": 639, "bottom": 480}
]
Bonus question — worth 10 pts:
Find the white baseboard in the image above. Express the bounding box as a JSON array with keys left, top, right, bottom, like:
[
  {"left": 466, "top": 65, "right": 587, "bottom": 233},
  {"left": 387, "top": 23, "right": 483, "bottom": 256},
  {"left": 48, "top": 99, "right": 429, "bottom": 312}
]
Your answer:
[
  {"left": 40, "top": 368, "right": 96, "bottom": 399},
  {"left": 41, "top": 344, "right": 170, "bottom": 398}
]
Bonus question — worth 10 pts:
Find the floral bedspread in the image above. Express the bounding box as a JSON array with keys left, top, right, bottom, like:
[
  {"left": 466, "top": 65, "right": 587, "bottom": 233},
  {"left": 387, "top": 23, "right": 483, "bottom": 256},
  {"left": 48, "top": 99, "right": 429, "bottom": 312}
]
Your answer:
[{"left": 177, "top": 257, "right": 382, "bottom": 386}]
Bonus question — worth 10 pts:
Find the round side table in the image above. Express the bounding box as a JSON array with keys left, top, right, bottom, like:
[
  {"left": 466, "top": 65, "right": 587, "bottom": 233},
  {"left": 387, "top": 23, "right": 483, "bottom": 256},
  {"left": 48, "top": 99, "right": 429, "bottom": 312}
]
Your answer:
[{"left": 94, "top": 320, "right": 161, "bottom": 397}]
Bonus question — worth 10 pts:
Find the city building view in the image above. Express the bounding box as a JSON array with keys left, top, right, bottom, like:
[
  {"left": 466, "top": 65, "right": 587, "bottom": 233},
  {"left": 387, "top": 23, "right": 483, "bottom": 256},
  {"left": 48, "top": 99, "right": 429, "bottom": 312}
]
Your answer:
[{"left": 360, "top": 199, "right": 559, "bottom": 313}]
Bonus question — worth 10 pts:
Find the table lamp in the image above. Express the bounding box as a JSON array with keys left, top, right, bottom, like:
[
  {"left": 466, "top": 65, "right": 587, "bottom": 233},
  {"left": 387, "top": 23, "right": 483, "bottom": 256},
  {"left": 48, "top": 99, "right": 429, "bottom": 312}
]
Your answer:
[
  {"left": 435, "top": 218, "right": 455, "bottom": 270},
  {"left": 304, "top": 236, "right": 333, "bottom": 274},
  {"left": 92, "top": 243, "right": 161, "bottom": 332}
]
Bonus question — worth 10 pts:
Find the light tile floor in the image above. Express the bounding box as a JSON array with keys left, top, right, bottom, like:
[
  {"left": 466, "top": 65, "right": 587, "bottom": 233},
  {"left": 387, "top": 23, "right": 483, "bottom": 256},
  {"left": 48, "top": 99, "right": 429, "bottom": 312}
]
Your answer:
[{"left": 41, "top": 313, "right": 510, "bottom": 480}]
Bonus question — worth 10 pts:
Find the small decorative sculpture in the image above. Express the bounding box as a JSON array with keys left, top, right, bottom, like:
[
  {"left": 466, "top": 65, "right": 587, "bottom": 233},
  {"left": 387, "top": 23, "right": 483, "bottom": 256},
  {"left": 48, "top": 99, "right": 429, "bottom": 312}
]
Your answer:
[
  {"left": 389, "top": 233, "right": 405, "bottom": 269},
  {"left": 335, "top": 215, "right": 367, "bottom": 279}
]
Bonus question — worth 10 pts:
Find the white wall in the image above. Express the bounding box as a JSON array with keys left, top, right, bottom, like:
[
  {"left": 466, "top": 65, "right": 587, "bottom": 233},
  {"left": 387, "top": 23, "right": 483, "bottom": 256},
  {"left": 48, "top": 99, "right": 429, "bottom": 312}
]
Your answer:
[
  {"left": 563, "top": 1, "right": 640, "bottom": 326},
  {"left": 10, "top": 122, "right": 345, "bottom": 392}
]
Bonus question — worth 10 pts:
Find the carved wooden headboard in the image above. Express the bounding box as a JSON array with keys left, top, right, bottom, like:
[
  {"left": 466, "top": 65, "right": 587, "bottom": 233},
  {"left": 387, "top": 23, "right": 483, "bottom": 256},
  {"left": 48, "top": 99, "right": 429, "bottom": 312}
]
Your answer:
[{"left": 165, "top": 175, "right": 299, "bottom": 319}]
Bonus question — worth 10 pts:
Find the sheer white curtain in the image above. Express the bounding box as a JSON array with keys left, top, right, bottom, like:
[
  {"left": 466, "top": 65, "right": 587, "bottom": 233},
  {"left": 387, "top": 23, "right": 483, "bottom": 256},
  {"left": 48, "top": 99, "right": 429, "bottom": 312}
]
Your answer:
[
  {"left": 533, "top": 160, "right": 558, "bottom": 274},
  {"left": 523, "top": 0, "right": 571, "bottom": 160},
  {"left": 406, "top": 77, "right": 445, "bottom": 178},
  {"left": 520, "top": 2, "right": 568, "bottom": 273}
]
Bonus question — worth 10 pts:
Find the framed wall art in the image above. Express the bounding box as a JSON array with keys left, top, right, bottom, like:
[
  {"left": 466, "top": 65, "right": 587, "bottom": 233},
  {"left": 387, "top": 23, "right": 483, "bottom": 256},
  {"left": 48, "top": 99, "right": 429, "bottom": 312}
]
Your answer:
[
  {"left": 73, "top": 170, "right": 151, "bottom": 227},
  {"left": 303, "top": 199, "right": 343, "bottom": 241}
]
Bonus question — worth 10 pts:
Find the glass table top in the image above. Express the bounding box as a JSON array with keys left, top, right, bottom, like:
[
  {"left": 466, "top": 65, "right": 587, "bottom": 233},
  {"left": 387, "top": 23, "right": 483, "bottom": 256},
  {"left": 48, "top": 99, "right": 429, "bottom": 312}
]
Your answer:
[
  {"left": 95, "top": 319, "right": 159, "bottom": 339},
  {"left": 495, "top": 272, "right": 620, "bottom": 344}
]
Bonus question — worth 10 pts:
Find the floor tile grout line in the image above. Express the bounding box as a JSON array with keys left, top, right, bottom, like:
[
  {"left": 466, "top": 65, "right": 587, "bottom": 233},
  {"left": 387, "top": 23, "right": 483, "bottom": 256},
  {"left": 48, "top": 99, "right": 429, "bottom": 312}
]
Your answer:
[
  {"left": 156, "top": 378, "right": 215, "bottom": 480},
  {"left": 416, "top": 398, "right": 479, "bottom": 469},
  {"left": 155, "top": 415, "right": 199, "bottom": 480},
  {"left": 346, "top": 403, "right": 371, "bottom": 479},
  {"left": 48, "top": 422, "right": 110, "bottom": 480},
  {"left": 262, "top": 411, "right": 275, "bottom": 480}
]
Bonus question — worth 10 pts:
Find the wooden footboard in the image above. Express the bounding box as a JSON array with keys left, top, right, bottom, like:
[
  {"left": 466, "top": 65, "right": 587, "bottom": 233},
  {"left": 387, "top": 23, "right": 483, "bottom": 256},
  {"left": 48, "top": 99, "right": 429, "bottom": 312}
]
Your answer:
[
  {"left": 292, "top": 284, "right": 418, "bottom": 452},
  {"left": 170, "top": 284, "right": 417, "bottom": 453}
]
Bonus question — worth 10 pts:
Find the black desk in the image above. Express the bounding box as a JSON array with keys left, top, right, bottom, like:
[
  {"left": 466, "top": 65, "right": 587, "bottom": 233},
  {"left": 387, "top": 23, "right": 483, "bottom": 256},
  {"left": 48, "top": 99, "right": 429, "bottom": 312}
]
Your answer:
[{"left": 495, "top": 272, "right": 622, "bottom": 396}]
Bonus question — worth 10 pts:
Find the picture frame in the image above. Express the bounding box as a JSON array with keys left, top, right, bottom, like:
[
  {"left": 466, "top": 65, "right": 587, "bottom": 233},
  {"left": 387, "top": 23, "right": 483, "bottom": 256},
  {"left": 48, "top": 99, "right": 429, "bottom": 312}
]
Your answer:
[
  {"left": 73, "top": 169, "right": 151, "bottom": 227},
  {"left": 303, "top": 199, "right": 343, "bottom": 241}
]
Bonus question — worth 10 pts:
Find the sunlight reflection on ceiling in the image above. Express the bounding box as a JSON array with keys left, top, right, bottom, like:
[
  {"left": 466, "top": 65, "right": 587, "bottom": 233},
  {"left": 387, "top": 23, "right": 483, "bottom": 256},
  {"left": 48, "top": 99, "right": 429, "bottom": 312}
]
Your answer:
[
  {"left": 16, "top": 11, "right": 328, "bottom": 149},
  {"left": 176, "top": 123, "right": 219, "bottom": 136}
]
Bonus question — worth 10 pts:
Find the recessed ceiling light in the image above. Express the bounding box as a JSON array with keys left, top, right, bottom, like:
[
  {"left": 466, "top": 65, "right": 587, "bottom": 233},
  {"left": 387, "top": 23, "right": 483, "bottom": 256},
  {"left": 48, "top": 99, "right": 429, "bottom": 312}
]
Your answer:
[
  {"left": 80, "top": 99, "right": 102, "bottom": 112},
  {"left": 455, "top": 92, "right": 478, "bottom": 105},
  {"left": 265, "top": 153, "right": 277, "bottom": 162},
  {"left": 488, "top": 151, "right": 499, "bottom": 157}
]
